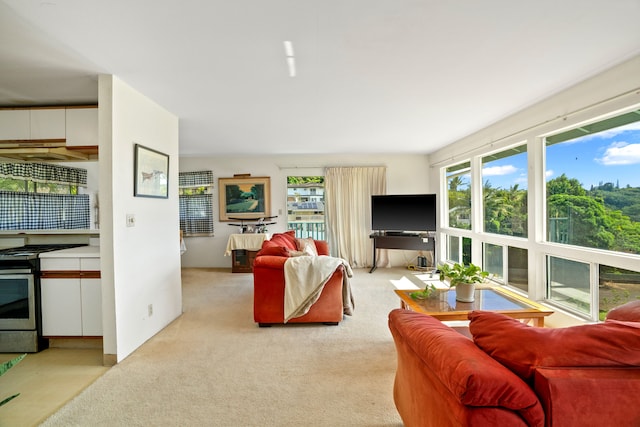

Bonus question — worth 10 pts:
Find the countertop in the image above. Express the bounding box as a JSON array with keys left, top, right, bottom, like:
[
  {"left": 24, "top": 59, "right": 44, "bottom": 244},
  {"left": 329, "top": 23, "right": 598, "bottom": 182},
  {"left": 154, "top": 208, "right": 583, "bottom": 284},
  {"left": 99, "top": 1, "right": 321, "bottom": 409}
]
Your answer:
[{"left": 39, "top": 245, "right": 100, "bottom": 258}]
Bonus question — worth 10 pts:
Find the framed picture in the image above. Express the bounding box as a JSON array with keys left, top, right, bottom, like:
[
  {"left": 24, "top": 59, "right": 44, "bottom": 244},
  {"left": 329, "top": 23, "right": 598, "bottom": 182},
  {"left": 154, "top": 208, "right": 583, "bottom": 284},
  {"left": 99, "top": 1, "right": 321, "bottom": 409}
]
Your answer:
[
  {"left": 134, "top": 144, "right": 169, "bottom": 198},
  {"left": 218, "top": 176, "right": 271, "bottom": 221}
]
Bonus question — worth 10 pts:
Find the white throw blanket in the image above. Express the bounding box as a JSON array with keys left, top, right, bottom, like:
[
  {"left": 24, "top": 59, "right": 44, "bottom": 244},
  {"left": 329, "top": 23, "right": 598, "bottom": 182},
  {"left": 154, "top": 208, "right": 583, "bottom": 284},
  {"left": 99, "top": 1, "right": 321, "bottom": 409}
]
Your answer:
[{"left": 283, "top": 256, "right": 354, "bottom": 323}]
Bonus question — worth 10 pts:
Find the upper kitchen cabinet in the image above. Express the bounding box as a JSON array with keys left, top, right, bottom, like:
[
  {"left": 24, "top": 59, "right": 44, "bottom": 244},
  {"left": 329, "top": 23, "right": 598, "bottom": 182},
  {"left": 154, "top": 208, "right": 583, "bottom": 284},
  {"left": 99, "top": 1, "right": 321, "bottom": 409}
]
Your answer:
[
  {"left": 30, "top": 108, "right": 66, "bottom": 140},
  {"left": 66, "top": 107, "right": 98, "bottom": 146},
  {"left": 0, "top": 109, "right": 30, "bottom": 140},
  {"left": 0, "top": 106, "right": 98, "bottom": 161}
]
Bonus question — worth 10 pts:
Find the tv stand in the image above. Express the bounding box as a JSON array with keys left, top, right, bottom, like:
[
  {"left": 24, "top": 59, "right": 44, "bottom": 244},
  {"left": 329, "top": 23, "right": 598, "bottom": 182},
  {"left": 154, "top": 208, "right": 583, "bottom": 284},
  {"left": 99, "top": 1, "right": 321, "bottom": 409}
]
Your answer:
[{"left": 369, "top": 232, "right": 435, "bottom": 273}]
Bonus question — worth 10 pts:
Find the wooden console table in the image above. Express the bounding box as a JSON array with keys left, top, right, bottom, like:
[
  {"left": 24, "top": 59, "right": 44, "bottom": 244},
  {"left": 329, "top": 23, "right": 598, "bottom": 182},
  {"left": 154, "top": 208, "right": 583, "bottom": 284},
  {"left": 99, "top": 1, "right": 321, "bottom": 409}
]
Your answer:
[
  {"left": 370, "top": 233, "right": 434, "bottom": 273},
  {"left": 225, "top": 233, "right": 268, "bottom": 273}
]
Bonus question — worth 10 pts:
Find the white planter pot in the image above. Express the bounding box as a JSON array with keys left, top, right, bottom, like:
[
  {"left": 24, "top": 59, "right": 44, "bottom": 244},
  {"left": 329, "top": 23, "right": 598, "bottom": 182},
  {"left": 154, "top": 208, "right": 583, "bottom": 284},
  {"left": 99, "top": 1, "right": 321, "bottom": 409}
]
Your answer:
[{"left": 455, "top": 283, "right": 476, "bottom": 302}]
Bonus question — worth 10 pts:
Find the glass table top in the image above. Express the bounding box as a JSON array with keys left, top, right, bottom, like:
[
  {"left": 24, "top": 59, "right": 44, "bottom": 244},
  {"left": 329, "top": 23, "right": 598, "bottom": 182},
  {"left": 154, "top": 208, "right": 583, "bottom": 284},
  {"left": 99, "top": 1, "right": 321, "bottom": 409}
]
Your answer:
[{"left": 404, "top": 288, "right": 534, "bottom": 313}]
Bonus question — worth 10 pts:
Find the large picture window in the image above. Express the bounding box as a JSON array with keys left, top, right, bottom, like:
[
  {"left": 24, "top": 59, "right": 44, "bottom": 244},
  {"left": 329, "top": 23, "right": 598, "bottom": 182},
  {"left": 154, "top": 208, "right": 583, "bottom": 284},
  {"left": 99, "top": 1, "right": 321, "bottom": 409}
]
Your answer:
[
  {"left": 545, "top": 110, "right": 640, "bottom": 255},
  {"left": 439, "top": 100, "right": 640, "bottom": 321}
]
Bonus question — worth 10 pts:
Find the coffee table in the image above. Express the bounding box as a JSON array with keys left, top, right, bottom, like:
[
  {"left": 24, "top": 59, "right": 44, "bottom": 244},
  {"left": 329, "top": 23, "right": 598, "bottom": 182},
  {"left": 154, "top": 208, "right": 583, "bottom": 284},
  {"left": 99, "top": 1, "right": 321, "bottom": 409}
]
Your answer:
[{"left": 395, "top": 285, "right": 553, "bottom": 327}]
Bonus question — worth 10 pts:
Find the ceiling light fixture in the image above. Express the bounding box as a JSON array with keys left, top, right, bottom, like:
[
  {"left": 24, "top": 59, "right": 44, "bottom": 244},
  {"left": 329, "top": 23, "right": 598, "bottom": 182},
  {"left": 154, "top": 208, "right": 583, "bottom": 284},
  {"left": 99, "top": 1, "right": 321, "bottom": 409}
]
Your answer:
[{"left": 283, "top": 40, "right": 296, "bottom": 77}]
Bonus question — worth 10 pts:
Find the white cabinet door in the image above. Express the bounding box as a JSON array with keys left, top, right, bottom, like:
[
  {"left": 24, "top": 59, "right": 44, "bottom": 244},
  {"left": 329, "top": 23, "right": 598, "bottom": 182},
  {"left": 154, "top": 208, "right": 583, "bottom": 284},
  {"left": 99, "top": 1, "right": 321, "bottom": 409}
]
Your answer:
[
  {"left": 30, "top": 109, "right": 66, "bottom": 139},
  {"left": 0, "top": 110, "right": 30, "bottom": 140},
  {"left": 81, "top": 278, "right": 102, "bottom": 336},
  {"left": 66, "top": 108, "right": 98, "bottom": 146},
  {"left": 41, "top": 278, "right": 83, "bottom": 336}
]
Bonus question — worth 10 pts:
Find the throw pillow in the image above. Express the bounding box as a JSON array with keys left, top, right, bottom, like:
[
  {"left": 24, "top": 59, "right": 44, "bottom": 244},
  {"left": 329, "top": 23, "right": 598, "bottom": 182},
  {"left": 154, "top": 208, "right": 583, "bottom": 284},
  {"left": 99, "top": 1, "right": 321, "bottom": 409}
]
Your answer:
[
  {"left": 468, "top": 310, "right": 640, "bottom": 383},
  {"left": 269, "top": 231, "right": 297, "bottom": 250},
  {"left": 296, "top": 237, "right": 318, "bottom": 256},
  {"left": 256, "top": 242, "right": 290, "bottom": 257},
  {"left": 606, "top": 300, "right": 640, "bottom": 322}
]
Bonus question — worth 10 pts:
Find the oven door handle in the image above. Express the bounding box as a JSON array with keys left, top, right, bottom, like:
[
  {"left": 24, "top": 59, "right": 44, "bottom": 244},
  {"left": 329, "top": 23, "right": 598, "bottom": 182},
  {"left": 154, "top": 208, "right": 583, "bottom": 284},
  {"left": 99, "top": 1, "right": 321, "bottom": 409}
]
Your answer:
[{"left": 0, "top": 269, "right": 33, "bottom": 274}]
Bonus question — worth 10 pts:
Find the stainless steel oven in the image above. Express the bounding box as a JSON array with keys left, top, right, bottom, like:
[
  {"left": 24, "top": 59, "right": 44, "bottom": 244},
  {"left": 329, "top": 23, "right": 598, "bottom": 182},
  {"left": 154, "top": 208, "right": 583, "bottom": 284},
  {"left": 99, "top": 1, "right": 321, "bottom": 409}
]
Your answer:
[
  {"left": 0, "top": 265, "right": 39, "bottom": 352},
  {"left": 0, "top": 244, "right": 86, "bottom": 352}
]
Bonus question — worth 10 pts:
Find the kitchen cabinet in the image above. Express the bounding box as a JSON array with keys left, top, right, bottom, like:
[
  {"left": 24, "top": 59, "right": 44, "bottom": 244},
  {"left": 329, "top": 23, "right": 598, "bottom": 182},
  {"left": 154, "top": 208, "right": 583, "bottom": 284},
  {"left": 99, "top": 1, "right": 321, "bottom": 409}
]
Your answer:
[
  {"left": 0, "top": 110, "right": 30, "bottom": 140},
  {"left": 30, "top": 109, "right": 66, "bottom": 140},
  {"left": 66, "top": 107, "right": 98, "bottom": 146},
  {"left": 40, "top": 250, "right": 102, "bottom": 337}
]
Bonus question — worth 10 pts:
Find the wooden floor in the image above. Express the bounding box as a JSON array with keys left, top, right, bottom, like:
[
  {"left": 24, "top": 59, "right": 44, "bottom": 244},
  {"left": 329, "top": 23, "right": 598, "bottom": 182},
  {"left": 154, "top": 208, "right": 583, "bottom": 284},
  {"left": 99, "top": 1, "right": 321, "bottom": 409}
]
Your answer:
[{"left": 0, "top": 344, "right": 107, "bottom": 426}]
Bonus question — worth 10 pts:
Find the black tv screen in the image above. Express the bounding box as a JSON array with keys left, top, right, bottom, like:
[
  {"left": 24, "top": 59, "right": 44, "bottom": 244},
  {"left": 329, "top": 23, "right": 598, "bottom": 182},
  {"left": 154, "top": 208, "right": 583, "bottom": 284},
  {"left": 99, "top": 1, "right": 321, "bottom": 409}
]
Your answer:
[{"left": 371, "top": 194, "right": 436, "bottom": 232}]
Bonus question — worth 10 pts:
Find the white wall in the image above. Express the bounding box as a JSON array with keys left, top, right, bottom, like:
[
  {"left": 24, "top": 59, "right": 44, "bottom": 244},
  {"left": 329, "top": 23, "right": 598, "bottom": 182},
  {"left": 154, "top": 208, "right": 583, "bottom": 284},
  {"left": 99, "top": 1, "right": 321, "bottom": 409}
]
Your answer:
[
  {"left": 99, "top": 75, "right": 182, "bottom": 363},
  {"left": 179, "top": 153, "right": 430, "bottom": 268}
]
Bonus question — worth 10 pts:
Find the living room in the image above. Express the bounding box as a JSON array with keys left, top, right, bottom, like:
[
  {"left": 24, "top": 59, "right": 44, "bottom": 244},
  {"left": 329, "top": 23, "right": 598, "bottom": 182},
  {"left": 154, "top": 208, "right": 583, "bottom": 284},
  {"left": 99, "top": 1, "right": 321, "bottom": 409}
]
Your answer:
[{"left": 1, "top": 1, "right": 640, "bottom": 425}]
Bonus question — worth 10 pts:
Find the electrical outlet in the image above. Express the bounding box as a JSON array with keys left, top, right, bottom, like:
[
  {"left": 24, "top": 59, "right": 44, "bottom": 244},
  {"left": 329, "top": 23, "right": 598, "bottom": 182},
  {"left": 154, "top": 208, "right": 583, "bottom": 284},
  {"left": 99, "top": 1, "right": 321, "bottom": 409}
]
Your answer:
[
  {"left": 148, "top": 304, "right": 153, "bottom": 317},
  {"left": 126, "top": 214, "right": 136, "bottom": 227}
]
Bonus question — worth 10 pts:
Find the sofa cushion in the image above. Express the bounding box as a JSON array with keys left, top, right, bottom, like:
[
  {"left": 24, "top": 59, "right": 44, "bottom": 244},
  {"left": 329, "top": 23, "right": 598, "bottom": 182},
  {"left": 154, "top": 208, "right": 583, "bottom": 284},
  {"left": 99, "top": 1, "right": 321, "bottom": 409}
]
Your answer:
[
  {"left": 606, "top": 300, "right": 640, "bottom": 322},
  {"left": 388, "top": 309, "right": 545, "bottom": 426},
  {"left": 269, "top": 231, "right": 297, "bottom": 250},
  {"left": 469, "top": 310, "right": 640, "bottom": 383},
  {"left": 296, "top": 237, "right": 318, "bottom": 256},
  {"left": 256, "top": 241, "right": 291, "bottom": 257}
]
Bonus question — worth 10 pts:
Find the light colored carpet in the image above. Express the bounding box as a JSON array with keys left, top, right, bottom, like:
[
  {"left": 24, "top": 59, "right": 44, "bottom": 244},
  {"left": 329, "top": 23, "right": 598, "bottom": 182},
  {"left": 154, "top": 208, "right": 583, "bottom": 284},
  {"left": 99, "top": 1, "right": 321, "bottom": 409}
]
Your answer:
[{"left": 40, "top": 267, "right": 409, "bottom": 426}]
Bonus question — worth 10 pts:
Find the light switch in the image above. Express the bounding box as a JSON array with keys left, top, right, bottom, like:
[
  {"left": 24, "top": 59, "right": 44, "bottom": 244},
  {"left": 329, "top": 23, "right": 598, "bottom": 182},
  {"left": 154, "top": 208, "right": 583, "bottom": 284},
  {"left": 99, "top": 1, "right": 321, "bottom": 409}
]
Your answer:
[{"left": 126, "top": 214, "right": 136, "bottom": 227}]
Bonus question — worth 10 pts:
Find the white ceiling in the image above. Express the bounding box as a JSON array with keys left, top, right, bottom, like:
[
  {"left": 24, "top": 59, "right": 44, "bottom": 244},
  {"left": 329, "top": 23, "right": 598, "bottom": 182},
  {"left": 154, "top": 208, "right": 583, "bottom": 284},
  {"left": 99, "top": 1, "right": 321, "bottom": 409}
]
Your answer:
[{"left": 1, "top": 1, "right": 640, "bottom": 156}]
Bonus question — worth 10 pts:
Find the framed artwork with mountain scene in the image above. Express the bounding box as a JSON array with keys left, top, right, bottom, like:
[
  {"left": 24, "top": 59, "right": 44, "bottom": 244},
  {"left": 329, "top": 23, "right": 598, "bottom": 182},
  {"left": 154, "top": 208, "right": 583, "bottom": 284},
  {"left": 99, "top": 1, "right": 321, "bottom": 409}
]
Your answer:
[{"left": 219, "top": 175, "right": 270, "bottom": 221}]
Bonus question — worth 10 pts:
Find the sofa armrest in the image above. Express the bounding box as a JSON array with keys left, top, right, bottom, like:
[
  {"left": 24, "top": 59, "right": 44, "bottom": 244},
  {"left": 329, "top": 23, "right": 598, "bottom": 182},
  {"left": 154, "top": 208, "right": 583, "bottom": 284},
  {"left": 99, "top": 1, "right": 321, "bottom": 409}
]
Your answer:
[
  {"left": 534, "top": 367, "right": 640, "bottom": 427},
  {"left": 388, "top": 309, "right": 543, "bottom": 427}
]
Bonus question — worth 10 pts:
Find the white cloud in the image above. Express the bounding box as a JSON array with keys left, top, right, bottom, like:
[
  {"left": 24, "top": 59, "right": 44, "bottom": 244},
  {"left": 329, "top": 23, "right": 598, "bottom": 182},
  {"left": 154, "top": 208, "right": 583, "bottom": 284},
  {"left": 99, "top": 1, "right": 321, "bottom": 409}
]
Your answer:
[
  {"left": 595, "top": 142, "right": 640, "bottom": 165},
  {"left": 546, "top": 170, "right": 554, "bottom": 178},
  {"left": 482, "top": 165, "right": 517, "bottom": 176}
]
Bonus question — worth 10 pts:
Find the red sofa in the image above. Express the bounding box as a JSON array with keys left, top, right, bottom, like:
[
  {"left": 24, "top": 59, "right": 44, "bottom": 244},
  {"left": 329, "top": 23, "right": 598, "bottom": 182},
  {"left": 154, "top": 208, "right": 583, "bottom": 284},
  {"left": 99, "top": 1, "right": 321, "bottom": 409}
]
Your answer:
[
  {"left": 252, "top": 231, "right": 345, "bottom": 326},
  {"left": 388, "top": 302, "right": 640, "bottom": 427}
]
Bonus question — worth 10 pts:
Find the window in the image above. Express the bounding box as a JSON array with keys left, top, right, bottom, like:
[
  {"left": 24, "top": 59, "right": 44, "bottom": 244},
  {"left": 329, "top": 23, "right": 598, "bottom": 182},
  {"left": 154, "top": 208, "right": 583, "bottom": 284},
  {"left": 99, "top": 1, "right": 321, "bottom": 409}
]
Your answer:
[
  {"left": 446, "top": 235, "right": 472, "bottom": 265},
  {"left": 287, "top": 176, "right": 325, "bottom": 240},
  {"left": 545, "top": 110, "right": 640, "bottom": 255},
  {"left": 547, "top": 256, "right": 590, "bottom": 315},
  {"left": 482, "top": 145, "right": 527, "bottom": 237},
  {"left": 0, "top": 162, "right": 89, "bottom": 230},
  {"left": 599, "top": 264, "right": 640, "bottom": 321},
  {"left": 179, "top": 171, "right": 214, "bottom": 236},
  {"left": 446, "top": 162, "right": 471, "bottom": 230},
  {"left": 507, "top": 246, "right": 528, "bottom": 293},
  {"left": 483, "top": 243, "right": 503, "bottom": 281}
]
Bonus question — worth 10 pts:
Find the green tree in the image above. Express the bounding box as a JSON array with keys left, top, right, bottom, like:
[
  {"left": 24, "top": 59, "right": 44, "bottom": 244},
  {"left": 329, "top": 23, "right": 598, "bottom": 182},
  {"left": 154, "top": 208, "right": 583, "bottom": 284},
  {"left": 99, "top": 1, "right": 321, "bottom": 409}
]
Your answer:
[{"left": 547, "top": 174, "right": 586, "bottom": 197}]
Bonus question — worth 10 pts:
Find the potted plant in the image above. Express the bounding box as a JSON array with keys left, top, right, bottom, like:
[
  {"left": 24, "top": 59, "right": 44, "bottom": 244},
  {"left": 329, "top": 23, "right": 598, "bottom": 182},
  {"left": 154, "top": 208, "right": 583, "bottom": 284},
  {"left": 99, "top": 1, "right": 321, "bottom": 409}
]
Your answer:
[{"left": 438, "top": 262, "right": 489, "bottom": 302}]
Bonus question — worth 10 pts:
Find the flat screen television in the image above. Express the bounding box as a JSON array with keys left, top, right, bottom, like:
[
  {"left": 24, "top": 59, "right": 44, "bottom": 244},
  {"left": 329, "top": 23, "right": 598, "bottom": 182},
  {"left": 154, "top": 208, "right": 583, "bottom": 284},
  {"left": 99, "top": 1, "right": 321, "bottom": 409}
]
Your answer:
[{"left": 371, "top": 194, "right": 436, "bottom": 233}]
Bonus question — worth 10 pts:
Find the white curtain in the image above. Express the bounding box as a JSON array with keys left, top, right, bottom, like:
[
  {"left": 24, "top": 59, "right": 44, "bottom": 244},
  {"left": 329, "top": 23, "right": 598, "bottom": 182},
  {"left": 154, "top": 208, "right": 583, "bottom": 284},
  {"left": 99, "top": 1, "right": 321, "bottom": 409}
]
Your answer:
[{"left": 325, "top": 167, "right": 386, "bottom": 268}]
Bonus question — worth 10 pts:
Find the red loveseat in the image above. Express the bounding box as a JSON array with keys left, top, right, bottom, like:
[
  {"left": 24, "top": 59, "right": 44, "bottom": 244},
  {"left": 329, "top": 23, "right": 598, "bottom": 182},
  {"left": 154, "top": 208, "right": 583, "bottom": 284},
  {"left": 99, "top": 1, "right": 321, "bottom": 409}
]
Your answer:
[
  {"left": 388, "top": 301, "right": 640, "bottom": 427},
  {"left": 252, "top": 231, "right": 345, "bottom": 326}
]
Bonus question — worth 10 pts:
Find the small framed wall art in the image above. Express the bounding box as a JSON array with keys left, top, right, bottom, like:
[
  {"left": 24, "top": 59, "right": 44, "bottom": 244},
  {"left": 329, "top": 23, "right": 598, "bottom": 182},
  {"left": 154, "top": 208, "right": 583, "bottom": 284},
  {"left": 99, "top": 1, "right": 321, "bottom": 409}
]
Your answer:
[
  {"left": 133, "top": 144, "right": 169, "bottom": 198},
  {"left": 218, "top": 175, "right": 271, "bottom": 221}
]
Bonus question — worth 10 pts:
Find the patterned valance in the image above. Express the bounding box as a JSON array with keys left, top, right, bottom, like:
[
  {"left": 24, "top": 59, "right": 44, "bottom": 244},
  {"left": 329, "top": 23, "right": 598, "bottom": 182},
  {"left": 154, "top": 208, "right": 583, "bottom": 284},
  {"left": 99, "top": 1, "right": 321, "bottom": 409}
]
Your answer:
[
  {"left": 179, "top": 170, "right": 214, "bottom": 188},
  {"left": 0, "top": 162, "right": 87, "bottom": 186}
]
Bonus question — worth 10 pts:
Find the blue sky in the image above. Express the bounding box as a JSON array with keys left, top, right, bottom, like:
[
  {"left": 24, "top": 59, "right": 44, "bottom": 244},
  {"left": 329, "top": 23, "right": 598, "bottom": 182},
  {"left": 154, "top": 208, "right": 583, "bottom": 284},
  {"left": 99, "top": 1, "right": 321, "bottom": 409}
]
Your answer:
[{"left": 482, "top": 121, "right": 640, "bottom": 190}]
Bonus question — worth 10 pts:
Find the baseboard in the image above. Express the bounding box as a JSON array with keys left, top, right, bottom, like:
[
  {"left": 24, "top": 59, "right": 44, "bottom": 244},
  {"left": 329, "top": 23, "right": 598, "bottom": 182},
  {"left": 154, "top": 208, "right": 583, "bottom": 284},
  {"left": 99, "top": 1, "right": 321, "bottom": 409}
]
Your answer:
[{"left": 48, "top": 337, "right": 103, "bottom": 349}]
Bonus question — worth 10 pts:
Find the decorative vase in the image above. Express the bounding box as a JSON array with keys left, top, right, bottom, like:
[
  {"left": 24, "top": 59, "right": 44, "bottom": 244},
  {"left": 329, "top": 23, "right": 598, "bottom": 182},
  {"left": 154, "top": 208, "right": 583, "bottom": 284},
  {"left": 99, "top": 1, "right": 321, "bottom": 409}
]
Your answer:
[{"left": 455, "top": 283, "right": 476, "bottom": 302}]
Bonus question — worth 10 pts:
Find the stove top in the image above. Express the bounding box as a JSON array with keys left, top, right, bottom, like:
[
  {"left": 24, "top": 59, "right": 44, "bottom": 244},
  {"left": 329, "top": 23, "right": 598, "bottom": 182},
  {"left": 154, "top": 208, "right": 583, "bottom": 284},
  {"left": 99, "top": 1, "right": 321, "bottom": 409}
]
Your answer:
[{"left": 0, "top": 244, "right": 87, "bottom": 260}]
